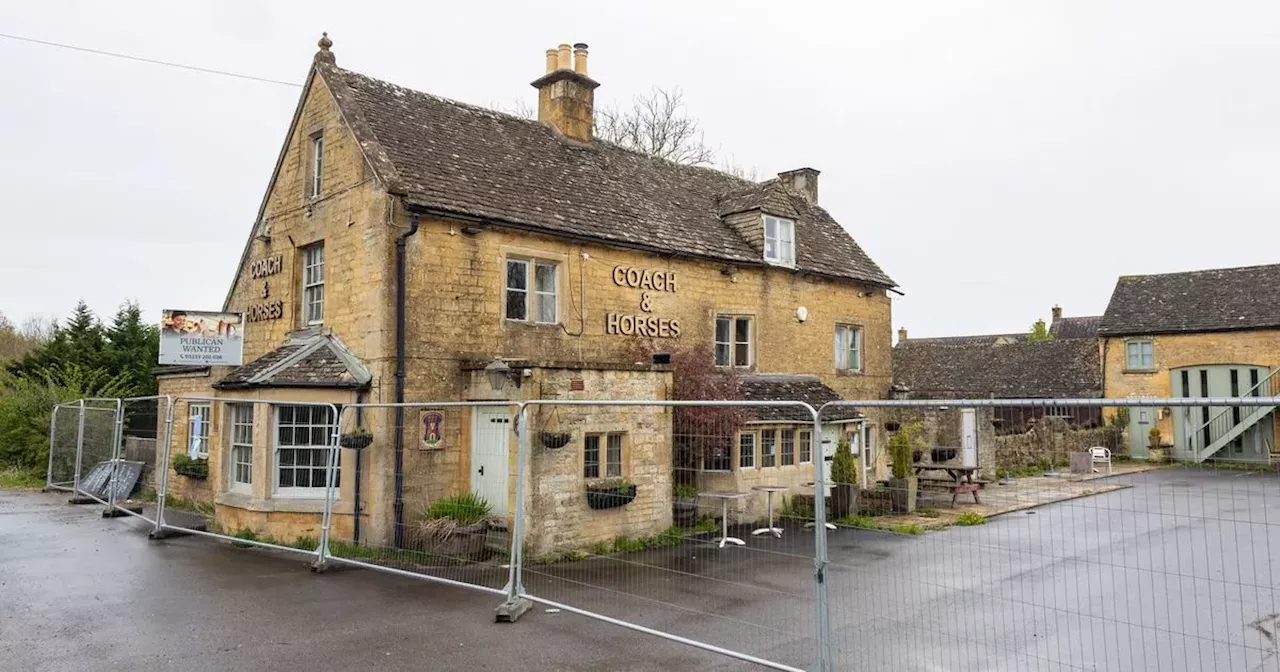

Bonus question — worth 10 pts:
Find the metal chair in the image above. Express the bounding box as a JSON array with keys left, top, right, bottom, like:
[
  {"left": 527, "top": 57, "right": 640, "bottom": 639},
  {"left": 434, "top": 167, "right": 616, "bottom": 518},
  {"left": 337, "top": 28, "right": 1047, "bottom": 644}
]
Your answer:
[{"left": 1090, "top": 447, "right": 1112, "bottom": 475}]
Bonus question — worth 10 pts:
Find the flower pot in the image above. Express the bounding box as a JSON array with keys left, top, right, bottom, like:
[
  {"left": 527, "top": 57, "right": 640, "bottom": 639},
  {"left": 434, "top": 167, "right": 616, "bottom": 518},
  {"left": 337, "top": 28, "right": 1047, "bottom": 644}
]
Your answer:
[
  {"left": 586, "top": 484, "right": 637, "bottom": 510},
  {"left": 410, "top": 518, "right": 491, "bottom": 561},
  {"left": 340, "top": 433, "right": 374, "bottom": 449},
  {"left": 672, "top": 497, "right": 698, "bottom": 525},
  {"left": 540, "top": 431, "right": 572, "bottom": 449}
]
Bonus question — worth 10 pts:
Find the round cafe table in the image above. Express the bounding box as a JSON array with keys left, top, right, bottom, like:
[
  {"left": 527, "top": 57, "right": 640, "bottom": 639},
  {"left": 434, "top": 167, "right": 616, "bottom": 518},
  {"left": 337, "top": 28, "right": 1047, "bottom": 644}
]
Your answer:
[
  {"left": 700, "top": 490, "right": 750, "bottom": 548},
  {"left": 802, "top": 482, "right": 838, "bottom": 531},
  {"left": 751, "top": 485, "right": 789, "bottom": 538}
]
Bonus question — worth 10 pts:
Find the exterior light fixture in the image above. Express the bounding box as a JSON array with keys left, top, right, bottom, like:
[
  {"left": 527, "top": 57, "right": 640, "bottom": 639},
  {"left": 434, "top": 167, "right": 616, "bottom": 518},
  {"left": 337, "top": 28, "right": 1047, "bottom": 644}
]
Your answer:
[{"left": 485, "top": 358, "right": 520, "bottom": 391}]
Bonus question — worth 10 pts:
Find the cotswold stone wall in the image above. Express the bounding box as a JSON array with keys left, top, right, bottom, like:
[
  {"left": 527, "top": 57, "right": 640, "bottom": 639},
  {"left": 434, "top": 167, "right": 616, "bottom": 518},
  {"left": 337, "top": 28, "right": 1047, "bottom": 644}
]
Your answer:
[{"left": 994, "top": 419, "right": 1122, "bottom": 473}]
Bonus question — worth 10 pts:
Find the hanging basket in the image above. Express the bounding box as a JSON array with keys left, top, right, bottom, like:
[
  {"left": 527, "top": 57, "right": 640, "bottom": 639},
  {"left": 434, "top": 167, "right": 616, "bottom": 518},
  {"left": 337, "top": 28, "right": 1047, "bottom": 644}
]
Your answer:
[
  {"left": 340, "top": 432, "right": 374, "bottom": 449},
  {"left": 540, "top": 431, "right": 572, "bottom": 449}
]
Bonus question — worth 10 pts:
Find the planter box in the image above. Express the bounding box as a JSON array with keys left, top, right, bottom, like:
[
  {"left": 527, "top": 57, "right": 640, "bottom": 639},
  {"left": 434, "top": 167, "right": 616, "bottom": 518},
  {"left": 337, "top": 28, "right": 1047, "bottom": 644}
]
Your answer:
[
  {"left": 831, "top": 483, "right": 860, "bottom": 518},
  {"left": 586, "top": 485, "right": 637, "bottom": 510},
  {"left": 888, "top": 476, "right": 917, "bottom": 513}
]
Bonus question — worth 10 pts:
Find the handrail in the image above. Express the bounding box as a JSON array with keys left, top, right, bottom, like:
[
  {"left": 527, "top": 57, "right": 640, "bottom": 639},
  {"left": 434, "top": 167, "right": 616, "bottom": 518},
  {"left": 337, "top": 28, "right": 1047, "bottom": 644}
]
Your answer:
[{"left": 1188, "top": 366, "right": 1279, "bottom": 456}]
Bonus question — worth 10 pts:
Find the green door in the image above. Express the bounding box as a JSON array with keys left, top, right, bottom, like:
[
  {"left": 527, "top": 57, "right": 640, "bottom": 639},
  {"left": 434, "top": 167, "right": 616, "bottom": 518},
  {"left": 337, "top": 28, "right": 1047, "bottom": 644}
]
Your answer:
[{"left": 1129, "top": 405, "right": 1152, "bottom": 460}]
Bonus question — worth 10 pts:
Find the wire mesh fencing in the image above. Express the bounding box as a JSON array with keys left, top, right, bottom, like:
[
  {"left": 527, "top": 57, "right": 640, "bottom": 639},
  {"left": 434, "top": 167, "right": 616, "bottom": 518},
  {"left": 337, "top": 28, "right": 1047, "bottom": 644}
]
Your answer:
[
  {"left": 46, "top": 402, "right": 85, "bottom": 491},
  {"left": 502, "top": 400, "right": 828, "bottom": 672},
  {"left": 149, "top": 397, "right": 336, "bottom": 562},
  {"left": 816, "top": 397, "right": 1280, "bottom": 671},
  {"left": 317, "top": 401, "right": 519, "bottom": 597},
  {"left": 69, "top": 399, "right": 121, "bottom": 505}
]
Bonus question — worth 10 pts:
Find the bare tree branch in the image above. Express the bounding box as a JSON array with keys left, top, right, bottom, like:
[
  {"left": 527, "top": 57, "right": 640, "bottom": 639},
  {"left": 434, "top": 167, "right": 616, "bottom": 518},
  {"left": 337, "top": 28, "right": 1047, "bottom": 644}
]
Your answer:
[{"left": 595, "top": 87, "right": 716, "bottom": 165}]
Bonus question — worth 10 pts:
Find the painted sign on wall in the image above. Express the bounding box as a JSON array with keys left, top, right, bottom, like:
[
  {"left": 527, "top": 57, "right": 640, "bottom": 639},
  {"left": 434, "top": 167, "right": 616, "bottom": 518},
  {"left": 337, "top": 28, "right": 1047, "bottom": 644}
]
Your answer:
[
  {"left": 159, "top": 310, "right": 244, "bottom": 366},
  {"left": 421, "top": 411, "right": 444, "bottom": 449},
  {"left": 246, "top": 253, "right": 285, "bottom": 322}
]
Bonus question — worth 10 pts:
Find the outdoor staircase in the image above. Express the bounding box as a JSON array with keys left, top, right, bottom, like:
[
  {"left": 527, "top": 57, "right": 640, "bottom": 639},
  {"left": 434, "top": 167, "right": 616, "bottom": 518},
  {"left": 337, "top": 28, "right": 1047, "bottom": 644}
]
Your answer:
[{"left": 1188, "top": 367, "right": 1279, "bottom": 463}]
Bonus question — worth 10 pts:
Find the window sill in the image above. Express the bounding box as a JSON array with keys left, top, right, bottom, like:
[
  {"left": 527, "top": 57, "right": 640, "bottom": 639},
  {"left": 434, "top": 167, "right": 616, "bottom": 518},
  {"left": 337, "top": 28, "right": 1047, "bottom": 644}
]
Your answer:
[
  {"left": 1123, "top": 368, "right": 1158, "bottom": 374},
  {"left": 504, "top": 319, "right": 561, "bottom": 328},
  {"left": 216, "top": 492, "right": 342, "bottom": 513},
  {"left": 835, "top": 368, "right": 865, "bottom": 376}
]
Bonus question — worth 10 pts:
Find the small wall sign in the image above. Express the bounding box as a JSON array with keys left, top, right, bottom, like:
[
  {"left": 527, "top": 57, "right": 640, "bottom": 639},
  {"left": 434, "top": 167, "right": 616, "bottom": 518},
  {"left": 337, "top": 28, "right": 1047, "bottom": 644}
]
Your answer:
[{"left": 421, "top": 411, "right": 444, "bottom": 449}]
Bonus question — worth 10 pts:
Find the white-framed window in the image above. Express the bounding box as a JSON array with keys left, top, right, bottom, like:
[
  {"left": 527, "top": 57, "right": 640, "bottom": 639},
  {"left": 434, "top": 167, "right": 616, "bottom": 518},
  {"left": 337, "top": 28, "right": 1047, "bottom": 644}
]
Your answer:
[
  {"left": 715, "top": 315, "right": 752, "bottom": 367},
  {"left": 310, "top": 133, "right": 324, "bottom": 198},
  {"left": 763, "top": 215, "right": 795, "bottom": 266},
  {"left": 302, "top": 243, "right": 325, "bottom": 325},
  {"left": 862, "top": 424, "right": 874, "bottom": 473},
  {"left": 274, "top": 405, "right": 337, "bottom": 497},
  {"left": 761, "top": 429, "right": 777, "bottom": 468},
  {"left": 187, "top": 403, "right": 211, "bottom": 458},
  {"left": 781, "top": 429, "right": 795, "bottom": 466},
  {"left": 583, "top": 433, "right": 624, "bottom": 479},
  {"left": 228, "top": 403, "right": 253, "bottom": 493},
  {"left": 505, "top": 258, "right": 558, "bottom": 324},
  {"left": 739, "top": 432, "right": 756, "bottom": 469},
  {"left": 1126, "top": 339, "right": 1154, "bottom": 370},
  {"left": 798, "top": 429, "right": 813, "bottom": 464},
  {"left": 835, "top": 324, "right": 863, "bottom": 372}
]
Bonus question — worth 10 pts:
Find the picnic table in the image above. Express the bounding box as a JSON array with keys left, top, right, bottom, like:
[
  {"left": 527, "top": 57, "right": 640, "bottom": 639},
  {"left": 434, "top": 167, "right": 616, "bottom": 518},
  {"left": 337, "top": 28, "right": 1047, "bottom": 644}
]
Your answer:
[{"left": 913, "top": 464, "right": 983, "bottom": 506}]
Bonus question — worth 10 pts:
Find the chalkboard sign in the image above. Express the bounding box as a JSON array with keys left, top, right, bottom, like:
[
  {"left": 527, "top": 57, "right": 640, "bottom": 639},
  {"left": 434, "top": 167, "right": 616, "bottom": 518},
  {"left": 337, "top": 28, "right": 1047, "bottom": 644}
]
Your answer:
[{"left": 79, "top": 460, "right": 145, "bottom": 500}]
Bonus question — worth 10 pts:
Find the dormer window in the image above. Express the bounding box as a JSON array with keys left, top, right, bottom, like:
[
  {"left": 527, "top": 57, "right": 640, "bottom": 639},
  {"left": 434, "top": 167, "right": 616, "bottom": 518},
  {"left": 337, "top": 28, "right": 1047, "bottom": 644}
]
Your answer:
[{"left": 763, "top": 215, "right": 795, "bottom": 266}]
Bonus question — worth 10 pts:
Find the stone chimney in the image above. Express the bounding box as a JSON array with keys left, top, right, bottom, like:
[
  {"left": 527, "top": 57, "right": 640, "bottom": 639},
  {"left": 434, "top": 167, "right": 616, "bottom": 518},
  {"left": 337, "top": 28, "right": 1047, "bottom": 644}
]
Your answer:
[
  {"left": 531, "top": 42, "right": 599, "bottom": 143},
  {"left": 898, "top": 327, "right": 908, "bottom": 342},
  {"left": 777, "top": 168, "right": 820, "bottom": 204},
  {"left": 1051, "top": 305, "right": 1063, "bottom": 323}
]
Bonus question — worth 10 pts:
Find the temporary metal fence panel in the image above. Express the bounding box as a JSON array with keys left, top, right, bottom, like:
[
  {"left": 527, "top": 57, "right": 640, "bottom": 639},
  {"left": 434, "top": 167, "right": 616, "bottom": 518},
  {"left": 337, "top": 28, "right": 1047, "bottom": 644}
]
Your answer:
[
  {"left": 100, "top": 395, "right": 174, "bottom": 524},
  {"left": 816, "top": 396, "right": 1280, "bottom": 672},
  {"left": 504, "top": 399, "right": 829, "bottom": 672},
  {"left": 46, "top": 403, "right": 85, "bottom": 491},
  {"left": 317, "top": 402, "right": 522, "bottom": 597},
  {"left": 70, "top": 399, "right": 122, "bottom": 504},
  {"left": 149, "top": 397, "right": 338, "bottom": 563}
]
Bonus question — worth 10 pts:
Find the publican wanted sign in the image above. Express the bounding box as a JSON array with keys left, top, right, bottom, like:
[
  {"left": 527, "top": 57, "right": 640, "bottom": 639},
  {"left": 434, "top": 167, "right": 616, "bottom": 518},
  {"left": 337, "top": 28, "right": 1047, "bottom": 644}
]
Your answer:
[{"left": 159, "top": 310, "right": 245, "bottom": 366}]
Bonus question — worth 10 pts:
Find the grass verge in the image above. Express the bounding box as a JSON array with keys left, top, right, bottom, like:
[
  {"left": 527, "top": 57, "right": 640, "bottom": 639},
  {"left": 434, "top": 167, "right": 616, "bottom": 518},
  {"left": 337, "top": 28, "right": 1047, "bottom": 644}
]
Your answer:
[{"left": 0, "top": 467, "right": 44, "bottom": 490}]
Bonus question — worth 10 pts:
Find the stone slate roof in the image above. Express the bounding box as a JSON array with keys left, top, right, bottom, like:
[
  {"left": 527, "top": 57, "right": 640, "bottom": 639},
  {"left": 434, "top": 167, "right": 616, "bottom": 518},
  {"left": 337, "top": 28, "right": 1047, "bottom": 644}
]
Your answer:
[
  {"left": 904, "top": 333, "right": 1026, "bottom": 347},
  {"left": 892, "top": 339, "right": 1101, "bottom": 399},
  {"left": 316, "top": 63, "right": 895, "bottom": 289},
  {"left": 738, "top": 375, "right": 862, "bottom": 422},
  {"left": 1099, "top": 264, "right": 1280, "bottom": 336},
  {"left": 1050, "top": 315, "right": 1101, "bottom": 340},
  {"left": 215, "top": 333, "right": 371, "bottom": 389}
]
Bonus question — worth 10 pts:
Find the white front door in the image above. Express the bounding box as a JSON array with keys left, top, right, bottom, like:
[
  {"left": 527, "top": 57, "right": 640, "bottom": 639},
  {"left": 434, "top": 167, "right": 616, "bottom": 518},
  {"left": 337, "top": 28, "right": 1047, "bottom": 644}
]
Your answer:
[
  {"left": 820, "top": 424, "right": 841, "bottom": 492},
  {"left": 471, "top": 407, "right": 511, "bottom": 516},
  {"left": 961, "top": 409, "right": 978, "bottom": 468}
]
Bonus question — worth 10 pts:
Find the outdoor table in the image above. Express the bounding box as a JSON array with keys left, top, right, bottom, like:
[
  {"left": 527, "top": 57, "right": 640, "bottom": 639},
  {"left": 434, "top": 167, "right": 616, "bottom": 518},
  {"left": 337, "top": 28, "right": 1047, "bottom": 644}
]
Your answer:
[
  {"left": 751, "top": 485, "right": 789, "bottom": 538},
  {"left": 700, "top": 490, "right": 750, "bottom": 548},
  {"left": 913, "top": 465, "right": 982, "bottom": 505},
  {"left": 802, "top": 482, "right": 838, "bottom": 531}
]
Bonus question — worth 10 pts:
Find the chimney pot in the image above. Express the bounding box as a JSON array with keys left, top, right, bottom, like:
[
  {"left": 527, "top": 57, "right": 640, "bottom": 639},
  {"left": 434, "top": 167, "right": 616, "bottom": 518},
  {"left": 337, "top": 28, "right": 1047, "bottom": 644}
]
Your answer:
[
  {"left": 1051, "top": 305, "right": 1063, "bottom": 322},
  {"left": 557, "top": 43, "right": 572, "bottom": 71},
  {"left": 545, "top": 49, "right": 558, "bottom": 74},
  {"left": 573, "top": 43, "right": 589, "bottom": 75},
  {"left": 898, "top": 327, "right": 909, "bottom": 343}
]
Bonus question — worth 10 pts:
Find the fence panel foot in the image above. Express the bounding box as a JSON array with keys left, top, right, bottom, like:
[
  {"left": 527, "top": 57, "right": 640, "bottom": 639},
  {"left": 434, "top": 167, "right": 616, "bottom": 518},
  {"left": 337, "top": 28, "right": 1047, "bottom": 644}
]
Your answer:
[
  {"left": 494, "top": 596, "right": 532, "bottom": 623},
  {"left": 68, "top": 496, "right": 97, "bottom": 505},
  {"left": 103, "top": 505, "right": 142, "bottom": 518}
]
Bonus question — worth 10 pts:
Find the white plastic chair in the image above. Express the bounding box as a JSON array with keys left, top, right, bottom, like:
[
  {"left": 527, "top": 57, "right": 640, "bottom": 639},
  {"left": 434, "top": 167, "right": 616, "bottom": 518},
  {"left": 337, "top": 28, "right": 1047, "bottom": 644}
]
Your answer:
[{"left": 1090, "top": 447, "right": 1112, "bottom": 475}]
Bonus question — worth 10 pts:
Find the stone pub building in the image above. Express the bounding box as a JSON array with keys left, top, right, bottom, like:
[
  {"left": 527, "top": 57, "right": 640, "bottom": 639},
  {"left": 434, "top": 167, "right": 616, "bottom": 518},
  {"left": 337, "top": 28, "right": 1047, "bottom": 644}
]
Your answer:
[{"left": 156, "top": 37, "right": 897, "bottom": 554}]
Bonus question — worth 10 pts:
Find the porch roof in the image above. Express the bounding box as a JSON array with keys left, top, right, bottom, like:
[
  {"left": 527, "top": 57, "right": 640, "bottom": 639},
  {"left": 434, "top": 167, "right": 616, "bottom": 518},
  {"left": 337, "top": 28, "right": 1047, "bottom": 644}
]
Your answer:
[{"left": 213, "top": 333, "right": 371, "bottom": 390}]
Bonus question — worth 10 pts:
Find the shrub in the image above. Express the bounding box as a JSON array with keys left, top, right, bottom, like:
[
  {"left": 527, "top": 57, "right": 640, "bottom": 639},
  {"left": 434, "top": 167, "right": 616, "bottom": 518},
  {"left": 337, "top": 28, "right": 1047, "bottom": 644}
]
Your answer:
[
  {"left": 423, "top": 493, "right": 492, "bottom": 524},
  {"left": 889, "top": 422, "right": 925, "bottom": 480},
  {"left": 890, "top": 523, "right": 924, "bottom": 535},
  {"left": 673, "top": 482, "right": 698, "bottom": 499},
  {"left": 831, "top": 436, "right": 858, "bottom": 486},
  {"left": 955, "top": 512, "right": 987, "bottom": 526}
]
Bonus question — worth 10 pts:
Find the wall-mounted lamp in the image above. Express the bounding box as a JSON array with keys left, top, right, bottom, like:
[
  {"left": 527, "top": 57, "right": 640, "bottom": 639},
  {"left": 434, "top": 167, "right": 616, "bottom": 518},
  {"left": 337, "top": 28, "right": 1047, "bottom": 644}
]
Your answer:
[
  {"left": 254, "top": 220, "right": 272, "bottom": 244},
  {"left": 461, "top": 225, "right": 482, "bottom": 236},
  {"left": 484, "top": 358, "right": 522, "bottom": 391},
  {"left": 720, "top": 265, "right": 739, "bottom": 283},
  {"left": 796, "top": 306, "right": 808, "bottom": 323}
]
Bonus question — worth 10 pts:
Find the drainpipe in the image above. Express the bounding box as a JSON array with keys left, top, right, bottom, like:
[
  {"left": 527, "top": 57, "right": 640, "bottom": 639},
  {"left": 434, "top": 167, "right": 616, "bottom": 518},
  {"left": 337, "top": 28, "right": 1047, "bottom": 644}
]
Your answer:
[
  {"left": 353, "top": 391, "right": 364, "bottom": 544},
  {"left": 393, "top": 212, "right": 421, "bottom": 548}
]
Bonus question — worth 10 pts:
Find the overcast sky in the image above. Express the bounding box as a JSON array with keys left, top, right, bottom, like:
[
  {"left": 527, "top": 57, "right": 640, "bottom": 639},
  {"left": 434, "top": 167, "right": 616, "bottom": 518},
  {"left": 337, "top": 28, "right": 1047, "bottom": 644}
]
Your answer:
[{"left": 2, "top": 1, "right": 1276, "bottom": 339}]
